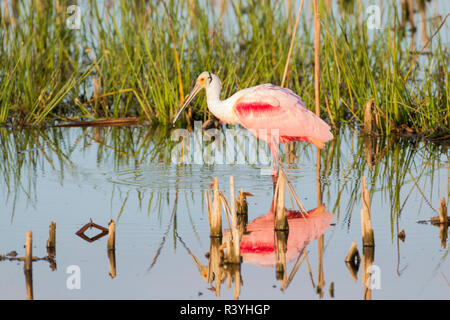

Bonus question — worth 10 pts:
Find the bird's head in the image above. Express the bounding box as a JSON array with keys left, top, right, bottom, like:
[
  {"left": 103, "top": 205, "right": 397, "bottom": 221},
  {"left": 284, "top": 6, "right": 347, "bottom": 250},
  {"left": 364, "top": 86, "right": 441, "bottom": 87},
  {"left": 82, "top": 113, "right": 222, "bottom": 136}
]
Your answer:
[
  {"left": 195, "top": 71, "right": 221, "bottom": 90},
  {"left": 172, "top": 71, "right": 221, "bottom": 125}
]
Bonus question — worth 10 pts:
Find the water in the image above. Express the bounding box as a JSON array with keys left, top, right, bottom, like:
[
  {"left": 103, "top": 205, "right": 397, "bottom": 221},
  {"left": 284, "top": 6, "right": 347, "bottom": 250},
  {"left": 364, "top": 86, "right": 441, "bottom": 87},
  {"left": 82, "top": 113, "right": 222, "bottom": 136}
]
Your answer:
[{"left": 0, "top": 125, "right": 448, "bottom": 299}]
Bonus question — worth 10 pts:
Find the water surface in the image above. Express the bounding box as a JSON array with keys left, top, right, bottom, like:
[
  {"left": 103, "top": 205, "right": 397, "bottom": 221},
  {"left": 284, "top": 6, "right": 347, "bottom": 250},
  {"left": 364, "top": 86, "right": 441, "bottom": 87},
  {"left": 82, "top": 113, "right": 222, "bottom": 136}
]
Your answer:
[{"left": 0, "top": 125, "right": 448, "bottom": 299}]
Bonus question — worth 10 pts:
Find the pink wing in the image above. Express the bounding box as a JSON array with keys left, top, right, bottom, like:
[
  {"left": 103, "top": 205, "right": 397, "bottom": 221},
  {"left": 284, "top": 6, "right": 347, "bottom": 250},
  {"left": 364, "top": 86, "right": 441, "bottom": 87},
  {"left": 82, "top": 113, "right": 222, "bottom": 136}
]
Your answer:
[{"left": 233, "top": 84, "right": 333, "bottom": 147}]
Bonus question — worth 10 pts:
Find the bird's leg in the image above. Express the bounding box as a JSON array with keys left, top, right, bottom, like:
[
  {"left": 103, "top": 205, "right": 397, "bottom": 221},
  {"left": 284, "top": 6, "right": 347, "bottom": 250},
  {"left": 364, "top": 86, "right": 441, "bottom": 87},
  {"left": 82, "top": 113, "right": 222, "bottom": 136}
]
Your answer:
[{"left": 269, "top": 140, "right": 280, "bottom": 181}]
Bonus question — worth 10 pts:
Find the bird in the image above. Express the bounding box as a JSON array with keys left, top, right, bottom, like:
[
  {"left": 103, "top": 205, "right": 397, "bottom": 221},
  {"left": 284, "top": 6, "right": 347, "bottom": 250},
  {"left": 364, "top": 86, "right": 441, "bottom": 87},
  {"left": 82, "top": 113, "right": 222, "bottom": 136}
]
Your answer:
[{"left": 173, "top": 71, "right": 333, "bottom": 177}]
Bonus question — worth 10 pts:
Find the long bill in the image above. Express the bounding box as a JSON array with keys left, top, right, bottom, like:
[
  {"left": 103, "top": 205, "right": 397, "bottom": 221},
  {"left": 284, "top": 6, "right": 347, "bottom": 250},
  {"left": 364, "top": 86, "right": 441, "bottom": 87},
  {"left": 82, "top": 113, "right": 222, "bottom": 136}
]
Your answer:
[{"left": 172, "top": 83, "right": 202, "bottom": 125}]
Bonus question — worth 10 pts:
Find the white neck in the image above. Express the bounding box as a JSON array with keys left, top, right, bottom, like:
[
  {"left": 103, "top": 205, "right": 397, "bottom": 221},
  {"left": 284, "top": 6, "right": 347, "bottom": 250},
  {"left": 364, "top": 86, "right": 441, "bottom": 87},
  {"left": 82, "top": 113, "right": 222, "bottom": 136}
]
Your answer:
[
  {"left": 204, "top": 74, "right": 240, "bottom": 124},
  {"left": 205, "top": 83, "right": 222, "bottom": 106}
]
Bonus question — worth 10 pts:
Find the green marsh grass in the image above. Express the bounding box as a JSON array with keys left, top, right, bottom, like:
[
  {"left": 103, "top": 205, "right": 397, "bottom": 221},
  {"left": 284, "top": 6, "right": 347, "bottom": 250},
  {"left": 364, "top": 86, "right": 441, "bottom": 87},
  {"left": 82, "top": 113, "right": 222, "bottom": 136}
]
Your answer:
[{"left": 0, "top": 1, "right": 448, "bottom": 137}]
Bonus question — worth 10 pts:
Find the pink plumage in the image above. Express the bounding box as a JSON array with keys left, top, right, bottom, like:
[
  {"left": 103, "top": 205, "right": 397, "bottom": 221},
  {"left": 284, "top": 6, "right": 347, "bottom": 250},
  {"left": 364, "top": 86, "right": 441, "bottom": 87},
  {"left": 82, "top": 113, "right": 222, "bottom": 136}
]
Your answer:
[{"left": 233, "top": 84, "right": 333, "bottom": 148}]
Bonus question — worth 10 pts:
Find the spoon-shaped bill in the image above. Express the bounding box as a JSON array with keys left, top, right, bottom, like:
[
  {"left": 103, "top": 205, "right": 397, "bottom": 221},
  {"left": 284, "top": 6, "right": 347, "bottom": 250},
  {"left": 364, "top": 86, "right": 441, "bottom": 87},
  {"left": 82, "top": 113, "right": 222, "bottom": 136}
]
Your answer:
[{"left": 172, "top": 83, "right": 202, "bottom": 125}]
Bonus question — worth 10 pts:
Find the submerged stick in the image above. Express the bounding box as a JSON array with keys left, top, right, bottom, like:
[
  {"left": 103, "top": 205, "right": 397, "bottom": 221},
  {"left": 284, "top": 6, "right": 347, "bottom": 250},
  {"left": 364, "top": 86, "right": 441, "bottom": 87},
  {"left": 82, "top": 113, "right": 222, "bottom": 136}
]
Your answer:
[
  {"left": 25, "top": 231, "right": 32, "bottom": 271},
  {"left": 107, "top": 219, "right": 115, "bottom": 250}
]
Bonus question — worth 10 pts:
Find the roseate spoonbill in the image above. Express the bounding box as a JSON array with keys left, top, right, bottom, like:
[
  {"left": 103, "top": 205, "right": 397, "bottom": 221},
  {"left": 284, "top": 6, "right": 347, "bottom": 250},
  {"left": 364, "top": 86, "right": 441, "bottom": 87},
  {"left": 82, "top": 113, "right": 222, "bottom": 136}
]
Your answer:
[{"left": 173, "top": 72, "right": 333, "bottom": 176}]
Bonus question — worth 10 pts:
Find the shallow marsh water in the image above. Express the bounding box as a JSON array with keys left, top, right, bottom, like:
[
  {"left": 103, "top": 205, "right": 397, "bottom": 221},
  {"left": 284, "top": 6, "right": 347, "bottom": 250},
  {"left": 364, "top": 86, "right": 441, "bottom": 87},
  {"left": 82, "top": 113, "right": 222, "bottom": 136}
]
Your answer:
[{"left": 0, "top": 125, "right": 448, "bottom": 299}]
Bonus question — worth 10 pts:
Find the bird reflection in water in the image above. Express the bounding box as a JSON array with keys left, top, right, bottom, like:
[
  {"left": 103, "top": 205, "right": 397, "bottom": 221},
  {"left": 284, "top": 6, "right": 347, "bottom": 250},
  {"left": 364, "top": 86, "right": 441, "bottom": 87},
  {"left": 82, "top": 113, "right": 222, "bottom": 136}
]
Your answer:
[
  {"left": 236, "top": 203, "right": 333, "bottom": 267},
  {"left": 178, "top": 191, "right": 333, "bottom": 298}
]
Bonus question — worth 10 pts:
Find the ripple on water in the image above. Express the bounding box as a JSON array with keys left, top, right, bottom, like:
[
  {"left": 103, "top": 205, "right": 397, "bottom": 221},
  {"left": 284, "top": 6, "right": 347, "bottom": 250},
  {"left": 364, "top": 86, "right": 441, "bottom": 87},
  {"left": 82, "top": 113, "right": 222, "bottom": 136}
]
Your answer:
[{"left": 105, "top": 164, "right": 289, "bottom": 192}]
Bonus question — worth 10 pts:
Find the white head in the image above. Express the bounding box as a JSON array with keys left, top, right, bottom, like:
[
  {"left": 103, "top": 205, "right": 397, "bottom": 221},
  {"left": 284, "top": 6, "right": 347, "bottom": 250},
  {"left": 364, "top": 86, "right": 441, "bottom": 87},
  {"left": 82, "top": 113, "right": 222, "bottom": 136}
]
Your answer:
[{"left": 173, "top": 71, "right": 221, "bottom": 125}]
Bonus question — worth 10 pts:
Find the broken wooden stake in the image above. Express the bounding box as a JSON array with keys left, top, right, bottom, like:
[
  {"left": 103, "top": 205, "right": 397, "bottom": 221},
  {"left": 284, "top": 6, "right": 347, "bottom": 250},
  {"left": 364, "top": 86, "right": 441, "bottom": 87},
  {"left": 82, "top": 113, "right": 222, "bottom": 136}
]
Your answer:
[{"left": 107, "top": 219, "right": 115, "bottom": 250}]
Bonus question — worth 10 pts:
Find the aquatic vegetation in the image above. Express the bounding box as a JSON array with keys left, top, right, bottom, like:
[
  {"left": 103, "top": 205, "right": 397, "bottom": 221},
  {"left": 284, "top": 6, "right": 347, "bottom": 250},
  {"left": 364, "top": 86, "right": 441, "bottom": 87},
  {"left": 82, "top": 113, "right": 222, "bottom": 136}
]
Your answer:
[{"left": 0, "top": 0, "right": 448, "bottom": 137}]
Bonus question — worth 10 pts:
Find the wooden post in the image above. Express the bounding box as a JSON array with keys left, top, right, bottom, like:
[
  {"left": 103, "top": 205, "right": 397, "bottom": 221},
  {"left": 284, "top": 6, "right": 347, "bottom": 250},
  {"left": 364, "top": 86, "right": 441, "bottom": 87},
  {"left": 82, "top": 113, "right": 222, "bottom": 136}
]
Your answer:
[
  {"left": 24, "top": 231, "right": 32, "bottom": 271},
  {"left": 361, "top": 177, "right": 375, "bottom": 247},
  {"left": 46, "top": 221, "right": 56, "bottom": 249},
  {"left": 439, "top": 197, "right": 448, "bottom": 224},
  {"left": 210, "top": 178, "right": 222, "bottom": 238},
  {"left": 107, "top": 219, "right": 115, "bottom": 250},
  {"left": 274, "top": 173, "right": 289, "bottom": 231}
]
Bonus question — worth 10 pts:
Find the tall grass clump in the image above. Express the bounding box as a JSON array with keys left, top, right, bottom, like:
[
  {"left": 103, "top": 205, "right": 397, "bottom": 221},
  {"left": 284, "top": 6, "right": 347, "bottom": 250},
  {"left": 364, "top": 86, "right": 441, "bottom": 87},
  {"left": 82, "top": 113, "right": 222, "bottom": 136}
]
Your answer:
[{"left": 0, "top": 0, "right": 448, "bottom": 137}]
